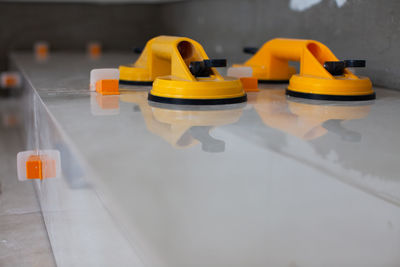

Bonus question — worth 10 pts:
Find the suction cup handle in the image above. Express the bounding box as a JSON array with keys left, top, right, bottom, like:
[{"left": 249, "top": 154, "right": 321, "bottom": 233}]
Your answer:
[{"left": 243, "top": 47, "right": 259, "bottom": 54}]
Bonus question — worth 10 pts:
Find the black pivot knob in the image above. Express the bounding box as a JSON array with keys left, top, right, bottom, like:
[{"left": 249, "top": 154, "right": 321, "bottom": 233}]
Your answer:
[
  {"left": 324, "top": 59, "right": 366, "bottom": 76},
  {"left": 323, "top": 61, "right": 346, "bottom": 76},
  {"left": 243, "top": 47, "right": 259, "bottom": 54},
  {"left": 189, "top": 59, "right": 227, "bottom": 77}
]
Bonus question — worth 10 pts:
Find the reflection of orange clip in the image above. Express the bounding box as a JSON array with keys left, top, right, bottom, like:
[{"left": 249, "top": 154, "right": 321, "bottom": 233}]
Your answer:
[
  {"left": 90, "top": 93, "right": 120, "bottom": 116},
  {"left": 26, "top": 155, "right": 56, "bottom": 180},
  {"left": 96, "top": 94, "right": 119, "bottom": 109}
]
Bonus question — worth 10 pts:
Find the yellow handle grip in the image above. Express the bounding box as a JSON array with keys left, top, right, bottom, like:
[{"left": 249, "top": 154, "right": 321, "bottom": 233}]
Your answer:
[
  {"left": 133, "top": 36, "right": 222, "bottom": 81},
  {"left": 262, "top": 38, "right": 308, "bottom": 61},
  {"left": 243, "top": 38, "right": 352, "bottom": 80}
]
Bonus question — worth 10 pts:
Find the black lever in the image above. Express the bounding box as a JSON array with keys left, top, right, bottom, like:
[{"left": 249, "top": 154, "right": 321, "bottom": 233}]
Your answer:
[
  {"left": 323, "top": 61, "right": 346, "bottom": 76},
  {"left": 324, "top": 59, "right": 366, "bottom": 76},
  {"left": 344, "top": 60, "right": 366, "bottom": 68},
  {"left": 189, "top": 59, "right": 227, "bottom": 77},
  {"left": 243, "top": 47, "right": 259, "bottom": 54}
]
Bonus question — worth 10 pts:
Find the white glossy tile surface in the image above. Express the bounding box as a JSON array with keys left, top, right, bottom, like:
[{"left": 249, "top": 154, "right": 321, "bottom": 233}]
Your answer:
[{"left": 12, "top": 52, "right": 400, "bottom": 267}]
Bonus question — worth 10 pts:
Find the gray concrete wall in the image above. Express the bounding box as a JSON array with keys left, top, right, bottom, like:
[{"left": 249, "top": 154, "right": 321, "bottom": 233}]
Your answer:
[
  {"left": 0, "top": 2, "right": 165, "bottom": 71},
  {"left": 161, "top": 0, "right": 400, "bottom": 89},
  {"left": 1, "top": 0, "right": 399, "bottom": 89}
]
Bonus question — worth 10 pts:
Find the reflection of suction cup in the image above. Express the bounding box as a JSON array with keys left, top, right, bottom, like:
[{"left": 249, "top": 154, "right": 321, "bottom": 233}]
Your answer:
[
  {"left": 251, "top": 89, "right": 371, "bottom": 140},
  {"left": 90, "top": 93, "right": 120, "bottom": 116},
  {"left": 121, "top": 91, "right": 243, "bottom": 151},
  {"left": 322, "top": 119, "right": 362, "bottom": 142}
]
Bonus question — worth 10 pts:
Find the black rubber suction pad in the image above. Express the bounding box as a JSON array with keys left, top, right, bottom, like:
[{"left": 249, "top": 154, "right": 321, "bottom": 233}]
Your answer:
[
  {"left": 148, "top": 93, "right": 247, "bottom": 105},
  {"left": 119, "top": 80, "right": 153, "bottom": 86},
  {"left": 258, "top": 79, "right": 290, "bottom": 84},
  {"left": 286, "top": 89, "right": 376, "bottom": 101}
]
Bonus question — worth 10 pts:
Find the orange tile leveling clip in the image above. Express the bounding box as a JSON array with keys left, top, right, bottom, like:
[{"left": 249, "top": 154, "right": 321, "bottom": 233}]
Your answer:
[
  {"left": 90, "top": 69, "right": 120, "bottom": 95},
  {"left": 232, "top": 38, "right": 375, "bottom": 101},
  {"left": 17, "top": 150, "right": 61, "bottom": 181},
  {"left": 34, "top": 41, "right": 49, "bottom": 60},
  {"left": 26, "top": 154, "right": 56, "bottom": 180}
]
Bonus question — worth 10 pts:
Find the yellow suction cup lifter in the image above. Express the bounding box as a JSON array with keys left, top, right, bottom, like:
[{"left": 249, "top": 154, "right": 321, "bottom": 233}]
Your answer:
[
  {"left": 120, "top": 36, "right": 246, "bottom": 105},
  {"left": 236, "top": 38, "right": 375, "bottom": 101}
]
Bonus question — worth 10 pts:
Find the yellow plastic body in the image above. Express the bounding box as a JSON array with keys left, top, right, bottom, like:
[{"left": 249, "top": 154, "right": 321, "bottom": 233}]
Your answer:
[
  {"left": 120, "top": 36, "right": 245, "bottom": 102},
  {"left": 234, "top": 38, "right": 374, "bottom": 98}
]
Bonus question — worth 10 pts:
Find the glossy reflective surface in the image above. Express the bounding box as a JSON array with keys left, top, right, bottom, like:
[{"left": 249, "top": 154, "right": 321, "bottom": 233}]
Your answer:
[{"left": 12, "top": 53, "right": 400, "bottom": 267}]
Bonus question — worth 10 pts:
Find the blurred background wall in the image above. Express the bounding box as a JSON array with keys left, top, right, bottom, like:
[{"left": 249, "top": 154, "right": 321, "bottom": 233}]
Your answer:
[
  {"left": 0, "top": 0, "right": 399, "bottom": 89},
  {"left": 0, "top": 2, "right": 165, "bottom": 69},
  {"left": 161, "top": 0, "right": 400, "bottom": 90}
]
